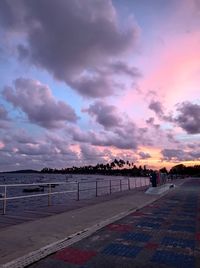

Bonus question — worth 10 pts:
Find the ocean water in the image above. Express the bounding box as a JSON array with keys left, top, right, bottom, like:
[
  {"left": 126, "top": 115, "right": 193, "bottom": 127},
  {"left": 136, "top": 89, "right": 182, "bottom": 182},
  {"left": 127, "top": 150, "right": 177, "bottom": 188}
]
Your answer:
[{"left": 0, "top": 173, "right": 150, "bottom": 213}]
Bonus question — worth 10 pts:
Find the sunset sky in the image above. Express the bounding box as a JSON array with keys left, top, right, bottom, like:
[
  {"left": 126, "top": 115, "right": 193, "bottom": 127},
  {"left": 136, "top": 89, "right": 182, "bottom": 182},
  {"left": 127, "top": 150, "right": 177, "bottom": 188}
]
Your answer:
[{"left": 0, "top": 0, "right": 199, "bottom": 172}]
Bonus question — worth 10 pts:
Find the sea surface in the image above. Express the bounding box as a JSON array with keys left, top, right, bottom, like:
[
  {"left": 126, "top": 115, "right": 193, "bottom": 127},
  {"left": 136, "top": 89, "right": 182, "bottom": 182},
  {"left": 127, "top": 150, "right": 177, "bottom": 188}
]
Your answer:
[{"left": 0, "top": 173, "right": 150, "bottom": 213}]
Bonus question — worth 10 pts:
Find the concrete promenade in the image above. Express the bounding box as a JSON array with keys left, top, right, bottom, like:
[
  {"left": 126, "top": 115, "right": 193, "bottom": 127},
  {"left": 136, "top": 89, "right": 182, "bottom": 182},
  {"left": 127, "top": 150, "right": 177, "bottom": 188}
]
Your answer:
[{"left": 0, "top": 179, "right": 190, "bottom": 267}]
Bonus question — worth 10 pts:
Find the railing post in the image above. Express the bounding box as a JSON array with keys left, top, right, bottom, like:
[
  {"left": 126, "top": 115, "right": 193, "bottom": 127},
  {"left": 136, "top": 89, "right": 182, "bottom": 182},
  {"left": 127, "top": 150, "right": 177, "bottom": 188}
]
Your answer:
[
  {"left": 77, "top": 182, "right": 80, "bottom": 201},
  {"left": 3, "top": 185, "right": 7, "bottom": 215},
  {"left": 120, "top": 179, "right": 122, "bottom": 192},
  {"left": 135, "top": 178, "right": 137, "bottom": 188},
  {"left": 109, "top": 180, "right": 112, "bottom": 194},
  {"left": 48, "top": 184, "right": 51, "bottom": 206},
  {"left": 95, "top": 181, "right": 98, "bottom": 197},
  {"left": 140, "top": 177, "right": 142, "bottom": 187},
  {"left": 128, "top": 178, "right": 130, "bottom": 190}
]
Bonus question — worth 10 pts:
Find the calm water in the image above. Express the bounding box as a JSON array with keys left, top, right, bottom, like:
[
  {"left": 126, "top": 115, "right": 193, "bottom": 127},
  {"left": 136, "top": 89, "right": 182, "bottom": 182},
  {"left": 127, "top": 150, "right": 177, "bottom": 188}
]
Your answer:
[{"left": 0, "top": 173, "right": 149, "bottom": 213}]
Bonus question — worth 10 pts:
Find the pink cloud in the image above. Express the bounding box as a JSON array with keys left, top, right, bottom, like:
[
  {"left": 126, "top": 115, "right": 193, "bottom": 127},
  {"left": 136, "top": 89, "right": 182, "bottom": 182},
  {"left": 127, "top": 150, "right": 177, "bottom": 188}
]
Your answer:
[{"left": 0, "top": 141, "right": 5, "bottom": 150}]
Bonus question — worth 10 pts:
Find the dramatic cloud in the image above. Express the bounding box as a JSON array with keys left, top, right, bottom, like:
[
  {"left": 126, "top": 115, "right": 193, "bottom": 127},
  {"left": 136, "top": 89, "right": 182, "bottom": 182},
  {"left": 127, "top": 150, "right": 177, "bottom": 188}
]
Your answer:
[
  {"left": 149, "top": 100, "right": 164, "bottom": 116},
  {"left": 0, "top": 1, "right": 199, "bottom": 171},
  {"left": 12, "top": 129, "right": 37, "bottom": 145},
  {"left": 138, "top": 151, "right": 151, "bottom": 159},
  {"left": 0, "top": 105, "right": 8, "bottom": 120},
  {"left": 0, "top": 129, "right": 80, "bottom": 171},
  {"left": 69, "top": 75, "right": 114, "bottom": 98},
  {"left": 80, "top": 144, "right": 105, "bottom": 162},
  {"left": 146, "top": 117, "right": 154, "bottom": 124},
  {"left": 175, "top": 102, "right": 200, "bottom": 134},
  {"left": 146, "top": 117, "right": 160, "bottom": 129},
  {"left": 108, "top": 61, "right": 141, "bottom": 77},
  {"left": 84, "top": 101, "right": 122, "bottom": 128},
  {"left": 161, "top": 149, "right": 185, "bottom": 161},
  {"left": 69, "top": 61, "right": 141, "bottom": 98},
  {"left": 81, "top": 101, "right": 149, "bottom": 150},
  {"left": 0, "top": 0, "right": 138, "bottom": 98},
  {"left": 3, "top": 78, "right": 78, "bottom": 129},
  {"left": 161, "top": 148, "right": 200, "bottom": 162},
  {"left": 69, "top": 119, "right": 139, "bottom": 150},
  {"left": 0, "top": 105, "right": 10, "bottom": 129}
]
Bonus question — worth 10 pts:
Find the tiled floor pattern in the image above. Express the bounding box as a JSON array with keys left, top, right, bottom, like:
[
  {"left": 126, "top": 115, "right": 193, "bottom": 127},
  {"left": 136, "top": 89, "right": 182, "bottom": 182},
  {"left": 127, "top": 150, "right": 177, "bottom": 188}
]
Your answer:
[{"left": 30, "top": 179, "right": 200, "bottom": 267}]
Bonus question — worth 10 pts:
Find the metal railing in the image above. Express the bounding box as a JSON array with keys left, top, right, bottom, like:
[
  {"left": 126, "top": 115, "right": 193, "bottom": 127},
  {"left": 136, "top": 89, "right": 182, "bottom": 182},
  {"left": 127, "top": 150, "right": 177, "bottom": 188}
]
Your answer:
[{"left": 0, "top": 177, "right": 150, "bottom": 215}]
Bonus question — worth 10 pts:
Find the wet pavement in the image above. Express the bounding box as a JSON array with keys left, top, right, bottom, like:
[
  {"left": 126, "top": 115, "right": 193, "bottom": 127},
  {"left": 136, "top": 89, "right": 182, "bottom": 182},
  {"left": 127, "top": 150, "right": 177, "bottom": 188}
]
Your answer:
[{"left": 29, "top": 178, "right": 200, "bottom": 268}]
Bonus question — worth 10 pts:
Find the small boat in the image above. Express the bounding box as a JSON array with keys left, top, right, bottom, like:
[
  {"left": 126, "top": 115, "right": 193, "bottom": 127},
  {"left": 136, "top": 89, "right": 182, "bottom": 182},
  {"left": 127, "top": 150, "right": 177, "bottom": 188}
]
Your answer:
[
  {"left": 23, "top": 187, "right": 44, "bottom": 193},
  {"left": 39, "top": 184, "right": 58, "bottom": 188}
]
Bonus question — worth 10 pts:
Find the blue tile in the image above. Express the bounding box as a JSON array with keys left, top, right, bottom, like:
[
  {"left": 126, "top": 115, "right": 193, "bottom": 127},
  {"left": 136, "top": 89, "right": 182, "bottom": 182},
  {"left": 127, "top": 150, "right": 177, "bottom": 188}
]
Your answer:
[
  {"left": 176, "top": 220, "right": 195, "bottom": 226},
  {"left": 151, "top": 250, "right": 195, "bottom": 268},
  {"left": 122, "top": 232, "right": 151, "bottom": 242},
  {"left": 102, "top": 243, "right": 142, "bottom": 258},
  {"left": 153, "top": 212, "right": 169, "bottom": 217},
  {"left": 177, "top": 213, "right": 196, "bottom": 219},
  {"left": 153, "top": 210, "right": 170, "bottom": 215},
  {"left": 161, "top": 236, "right": 195, "bottom": 249},
  {"left": 142, "top": 217, "right": 165, "bottom": 223},
  {"left": 136, "top": 221, "right": 161, "bottom": 229},
  {"left": 168, "top": 225, "right": 195, "bottom": 233}
]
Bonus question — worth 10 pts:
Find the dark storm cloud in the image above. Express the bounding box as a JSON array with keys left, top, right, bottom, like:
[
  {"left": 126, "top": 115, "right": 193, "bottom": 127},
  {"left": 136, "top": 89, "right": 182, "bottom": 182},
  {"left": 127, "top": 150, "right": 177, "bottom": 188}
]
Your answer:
[
  {"left": 83, "top": 101, "right": 122, "bottom": 128},
  {"left": 175, "top": 102, "right": 200, "bottom": 134},
  {"left": 3, "top": 78, "right": 78, "bottom": 129},
  {"left": 0, "top": 0, "right": 138, "bottom": 98}
]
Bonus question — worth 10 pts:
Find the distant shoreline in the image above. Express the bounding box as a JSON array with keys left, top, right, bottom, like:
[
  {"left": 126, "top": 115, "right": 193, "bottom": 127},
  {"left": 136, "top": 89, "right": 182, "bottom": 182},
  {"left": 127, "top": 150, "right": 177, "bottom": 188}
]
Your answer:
[{"left": 0, "top": 169, "right": 40, "bottom": 174}]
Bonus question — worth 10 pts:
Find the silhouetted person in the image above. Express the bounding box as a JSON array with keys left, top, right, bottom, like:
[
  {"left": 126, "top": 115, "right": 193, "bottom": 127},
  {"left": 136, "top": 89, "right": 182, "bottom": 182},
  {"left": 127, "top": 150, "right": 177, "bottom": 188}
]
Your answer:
[{"left": 150, "top": 172, "right": 157, "bottom": 187}]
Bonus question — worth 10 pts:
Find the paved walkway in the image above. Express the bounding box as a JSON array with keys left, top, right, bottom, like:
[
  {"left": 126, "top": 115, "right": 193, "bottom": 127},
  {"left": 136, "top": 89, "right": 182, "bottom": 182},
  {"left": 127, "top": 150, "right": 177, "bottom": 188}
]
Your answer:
[
  {"left": 1, "top": 188, "right": 161, "bottom": 266},
  {"left": 27, "top": 178, "right": 200, "bottom": 268}
]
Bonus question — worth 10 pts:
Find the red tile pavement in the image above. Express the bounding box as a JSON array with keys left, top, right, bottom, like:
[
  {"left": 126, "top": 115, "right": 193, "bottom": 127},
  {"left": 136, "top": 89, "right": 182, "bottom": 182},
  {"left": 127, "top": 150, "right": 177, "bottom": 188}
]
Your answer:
[
  {"left": 145, "top": 242, "right": 159, "bottom": 250},
  {"left": 131, "top": 211, "right": 146, "bottom": 217},
  {"left": 195, "top": 233, "right": 200, "bottom": 240},
  {"left": 107, "top": 223, "right": 133, "bottom": 232},
  {"left": 53, "top": 247, "right": 97, "bottom": 265}
]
